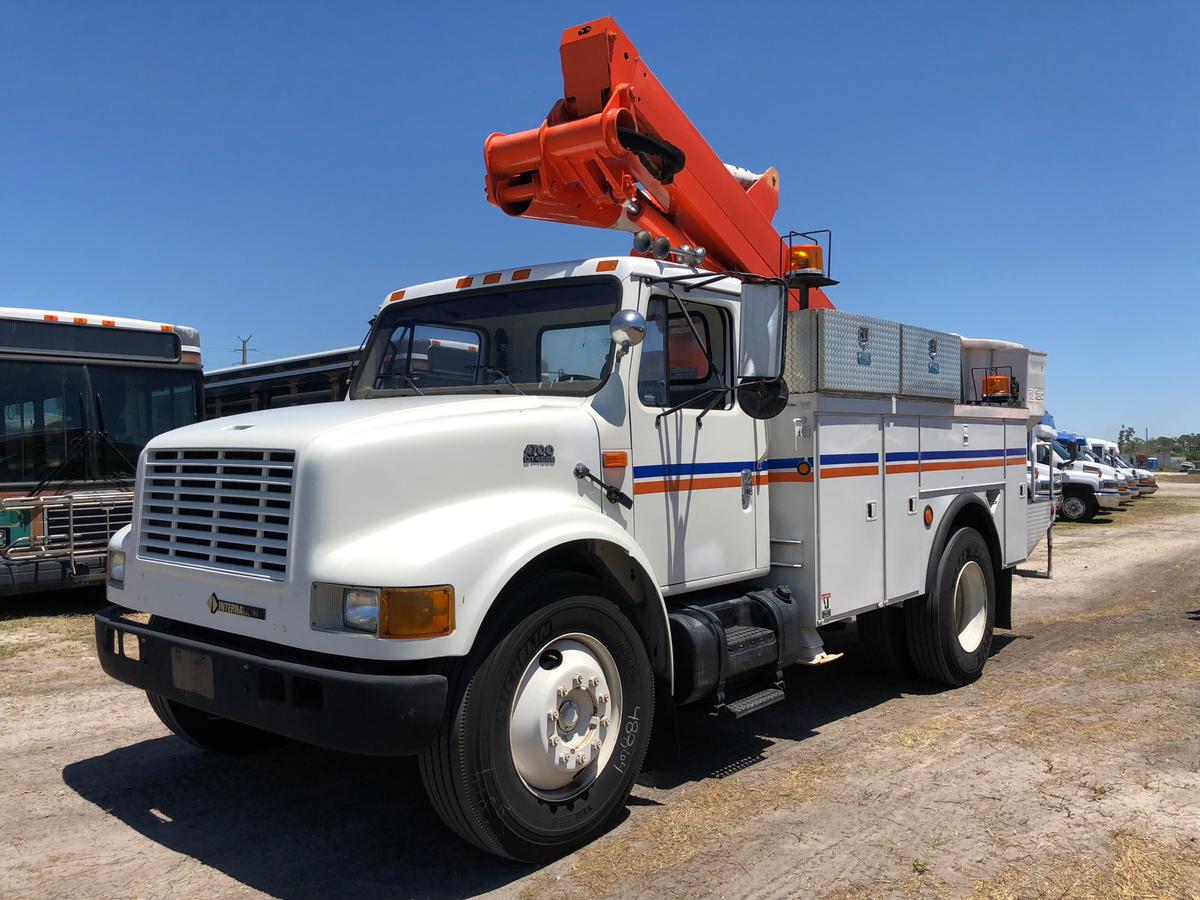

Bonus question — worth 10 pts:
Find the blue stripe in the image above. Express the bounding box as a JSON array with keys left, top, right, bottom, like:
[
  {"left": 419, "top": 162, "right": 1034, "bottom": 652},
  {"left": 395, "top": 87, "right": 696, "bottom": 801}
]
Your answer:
[
  {"left": 884, "top": 451, "right": 920, "bottom": 462},
  {"left": 918, "top": 448, "right": 1008, "bottom": 461},
  {"left": 633, "top": 460, "right": 754, "bottom": 479},
  {"left": 819, "top": 452, "right": 879, "bottom": 466},
  {"left": 1006, "top": 447, "right": 1026, "bottom": 457}
]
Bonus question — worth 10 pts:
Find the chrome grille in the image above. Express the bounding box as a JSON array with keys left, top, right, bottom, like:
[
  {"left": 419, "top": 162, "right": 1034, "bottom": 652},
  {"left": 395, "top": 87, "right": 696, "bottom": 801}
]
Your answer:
[
  {"left": 46, "top": 495, "right": 134, "bottom": 552},
  {"left": 139, "top": 449, "right": 295, "bottom": 578}
]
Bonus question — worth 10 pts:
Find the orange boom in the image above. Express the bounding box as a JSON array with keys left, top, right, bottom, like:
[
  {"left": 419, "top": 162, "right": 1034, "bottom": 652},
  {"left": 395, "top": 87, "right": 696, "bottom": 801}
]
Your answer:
[{"left": 483, "top": 16, "right": 834, "bottom": 309}]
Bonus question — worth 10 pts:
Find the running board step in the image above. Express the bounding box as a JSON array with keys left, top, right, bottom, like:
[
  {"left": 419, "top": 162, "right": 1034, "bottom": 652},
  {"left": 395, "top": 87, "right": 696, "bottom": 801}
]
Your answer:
[{"left": 720, "top": 687, "right": 786, "bottom": 719}]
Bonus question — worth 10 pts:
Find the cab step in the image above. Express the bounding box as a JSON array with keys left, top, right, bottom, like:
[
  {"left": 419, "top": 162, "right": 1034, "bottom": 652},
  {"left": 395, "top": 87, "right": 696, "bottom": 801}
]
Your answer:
[{"left": 720, "top": 686, "right": 786, "bottom": 719}]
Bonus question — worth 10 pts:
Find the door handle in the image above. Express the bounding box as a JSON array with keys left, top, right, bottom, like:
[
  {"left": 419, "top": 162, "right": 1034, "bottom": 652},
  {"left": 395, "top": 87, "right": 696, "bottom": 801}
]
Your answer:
[{"left": 741, "top": 469, "right": 753, "bottom": 509}]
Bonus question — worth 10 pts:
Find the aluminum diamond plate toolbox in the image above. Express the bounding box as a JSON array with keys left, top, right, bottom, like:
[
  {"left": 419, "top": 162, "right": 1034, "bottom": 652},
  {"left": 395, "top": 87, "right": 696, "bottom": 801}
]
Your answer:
[
  {"left": 900, "top": 324, "right": 961, "bottom": 400},
  {"left": 785, "top": 309, "right": 901, "bottom": 396}
]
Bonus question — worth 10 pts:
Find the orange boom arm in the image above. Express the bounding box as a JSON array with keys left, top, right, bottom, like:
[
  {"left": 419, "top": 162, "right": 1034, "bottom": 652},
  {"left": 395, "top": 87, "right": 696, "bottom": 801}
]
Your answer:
[{"left": 484, "top": 16, "right": 834, "bottom": 309}]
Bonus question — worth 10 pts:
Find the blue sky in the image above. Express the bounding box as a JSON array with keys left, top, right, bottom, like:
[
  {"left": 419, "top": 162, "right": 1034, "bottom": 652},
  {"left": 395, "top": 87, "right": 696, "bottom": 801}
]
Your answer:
[{"left": 3, "top": 2, "right": 1197, "bottom": 439}]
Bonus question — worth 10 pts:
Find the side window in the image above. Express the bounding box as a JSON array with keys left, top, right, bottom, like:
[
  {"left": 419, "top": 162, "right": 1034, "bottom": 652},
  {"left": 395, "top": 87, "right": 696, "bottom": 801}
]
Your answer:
[
  {"left": 538, "top": 322, "right": 611, "bottom": 386},
  {"left": 637, "top": 297, "right": 729, "bottom": 409}
]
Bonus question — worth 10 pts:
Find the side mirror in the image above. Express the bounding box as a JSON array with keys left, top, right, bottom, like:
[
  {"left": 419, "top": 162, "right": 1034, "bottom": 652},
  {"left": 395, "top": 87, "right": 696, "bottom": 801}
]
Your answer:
[
  {"left": 737, "top": 378, "right": 790, "bottom": 420},
  {"left": 738, "top": 282, "right": 787, "bottom": 380},
  {"left": 610, "top": 309, "right": 646, "bottom": 358}
]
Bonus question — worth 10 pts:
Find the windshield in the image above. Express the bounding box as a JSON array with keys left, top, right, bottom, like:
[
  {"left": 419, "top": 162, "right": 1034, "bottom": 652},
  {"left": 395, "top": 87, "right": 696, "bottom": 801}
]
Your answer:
[
  {"left": 354, "top": 279, "right": 621, "bottom": 399},
  {"left": 0, "top": 362, "right": 89, "bottom": 484},
  {"left": 1051, "top": 440, "right": 1071, "bottom": 461},
  {"left": 91, "top": 366, "right": 201, "bottom": 478},
  {"left": 0, "top": 360, "right": 200, "bottom": 485}
]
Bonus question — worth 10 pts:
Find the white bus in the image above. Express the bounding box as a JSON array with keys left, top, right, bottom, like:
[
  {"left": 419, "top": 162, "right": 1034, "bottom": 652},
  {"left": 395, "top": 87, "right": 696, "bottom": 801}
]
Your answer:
[{"left": 0, "top": 308, "right": 202, "bottom": 596}]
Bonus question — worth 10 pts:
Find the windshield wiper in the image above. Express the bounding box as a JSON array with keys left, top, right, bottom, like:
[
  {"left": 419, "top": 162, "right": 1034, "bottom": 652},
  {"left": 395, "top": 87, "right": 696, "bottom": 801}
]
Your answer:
[
  {"left": 397, "top": 373, "right": 425, "bottom": 395},
  {"left": 470, "top": 365, "right": 526, "bottom": 395},
  {"left": 94, "top": 392, "right": 138, "bottom": 478}
]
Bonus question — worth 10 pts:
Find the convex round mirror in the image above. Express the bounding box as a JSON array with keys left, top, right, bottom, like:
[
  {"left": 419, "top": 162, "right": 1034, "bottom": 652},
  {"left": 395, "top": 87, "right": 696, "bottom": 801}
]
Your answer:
[
  {"left": 610, "top": 309, "right": 646, "bottom": 357},
  {"left": 737, "top": 377, "right": 790, "bottom": 420}
]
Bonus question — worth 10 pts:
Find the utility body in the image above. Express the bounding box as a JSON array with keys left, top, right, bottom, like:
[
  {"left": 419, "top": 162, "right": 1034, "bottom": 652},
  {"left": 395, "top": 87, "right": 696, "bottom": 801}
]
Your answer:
[{"left": 95, "top": 18, "right": 1052, "bottom": 861}]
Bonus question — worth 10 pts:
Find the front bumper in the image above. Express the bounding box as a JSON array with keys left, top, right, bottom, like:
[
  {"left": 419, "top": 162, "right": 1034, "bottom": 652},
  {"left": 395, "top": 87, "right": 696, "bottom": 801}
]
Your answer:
[
  {"left": 1097, "top": 491, "right": 1122, "bottom": 510},
  {"left": 95, "top": 606, "right": 448, "bottom": 756},
  {"left": 0, "top": 555, "right": 106, "bottom": 596}
]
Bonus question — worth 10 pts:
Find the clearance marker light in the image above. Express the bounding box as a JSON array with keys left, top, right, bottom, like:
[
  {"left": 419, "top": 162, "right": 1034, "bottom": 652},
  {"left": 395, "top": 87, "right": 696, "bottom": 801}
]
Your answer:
[
  {"left": 456, "top": 276, "right": 473, "bottom": 289},
  {"left": 161, "top": 324, "right": 174, "bottom": 332},
  {"left": 595, "top": 259, "right": 619, "bottom": 272},
  {"left": 102, "top": 319, "right": 116, "bottom": 327},
  {"left": 483, "top": 272, "right": 502, "bottom": 285},
  {"left": 512, "top": 268, "right": 531, "bottom": 280},
  {"left": 387, "top": 290, "right": 406, "bottom": 302},
  {"left": 73, "top": 317, "right": 88, "bottom": 324},
  {"left": 44, "top": 314, "right": 59, "bottom": 321},
  {"left": 923, "top": 505, "right": 934, "bottom": 528},
  {"left": 602, "top": 451, "right": 628, "bottom": 469}
]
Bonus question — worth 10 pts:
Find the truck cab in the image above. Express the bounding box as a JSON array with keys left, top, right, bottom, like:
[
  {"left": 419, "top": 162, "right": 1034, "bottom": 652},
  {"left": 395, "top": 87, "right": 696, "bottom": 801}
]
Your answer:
[
  {"left": 1087, "top": 438, "right": 1138, "bottom": 499},
  {"left": 1045, "top": 434, "right": 1117, "bottom": 521}
]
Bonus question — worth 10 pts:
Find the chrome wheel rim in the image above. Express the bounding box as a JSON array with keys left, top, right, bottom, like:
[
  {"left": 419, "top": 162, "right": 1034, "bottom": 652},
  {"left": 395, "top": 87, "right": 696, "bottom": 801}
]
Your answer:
[
  {"left": 508, "top": 632, "right": 622, "bottom": 802},
  {"left": 954, "top": 560, "right": 988, "bottom": 653},
  {"left": 1062, "top": 496, "right": 1085, "bottom": 519}
]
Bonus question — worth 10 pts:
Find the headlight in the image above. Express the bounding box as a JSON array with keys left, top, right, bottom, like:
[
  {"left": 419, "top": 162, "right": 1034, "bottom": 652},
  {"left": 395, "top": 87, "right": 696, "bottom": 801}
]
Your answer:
[
  {"left": 107, "top": 548, "right": 126, "bottom": 587},
  {"left": 343, "top": 588, "right": 381, "bottom": 632}
]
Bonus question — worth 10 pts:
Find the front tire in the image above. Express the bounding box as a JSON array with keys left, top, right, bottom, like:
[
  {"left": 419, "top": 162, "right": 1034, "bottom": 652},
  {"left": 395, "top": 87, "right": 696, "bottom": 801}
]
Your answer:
[
  {"left": 906, "top": 527, "right": 996, "bottom": 686},
  {"left": 1059, "top": 489, "right": 1098, "bottom": 522},
  {"left": 418, "top": 575, "right": 654, "bottom": 862},
  {"left": 147, "top": 692, "right": 283, "bottom": 753}
]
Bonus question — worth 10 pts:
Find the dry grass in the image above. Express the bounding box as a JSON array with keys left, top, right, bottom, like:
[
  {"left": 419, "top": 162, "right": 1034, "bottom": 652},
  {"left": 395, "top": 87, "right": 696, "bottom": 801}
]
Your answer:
[
  {"left": 0, "top": 612, "right": 95, "bottom": 663},
  {"left": 975, "top": 828, "right": 1200, "bottom": 899},
  {"left": 522, "top": 758, "right": 840, "bottom": 896}
]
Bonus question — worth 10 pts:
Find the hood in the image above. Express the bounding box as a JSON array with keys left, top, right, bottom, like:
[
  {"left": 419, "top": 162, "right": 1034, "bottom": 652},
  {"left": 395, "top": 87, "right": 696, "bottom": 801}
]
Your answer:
[{"left": 151, "top": 394, "right": 587, "bottom": 453}]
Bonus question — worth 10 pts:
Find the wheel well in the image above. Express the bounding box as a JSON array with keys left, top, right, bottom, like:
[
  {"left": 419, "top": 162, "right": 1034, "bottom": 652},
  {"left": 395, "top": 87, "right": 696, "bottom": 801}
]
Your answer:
[
  {"left": 483, "top": 540, "right": 671, "bottom": 680},
  {"left": 925, "top": 496, "right": 1004, "bottom": 597},
  {"left": 927, "top": 495, "right": 1010, "bottom": 629}
]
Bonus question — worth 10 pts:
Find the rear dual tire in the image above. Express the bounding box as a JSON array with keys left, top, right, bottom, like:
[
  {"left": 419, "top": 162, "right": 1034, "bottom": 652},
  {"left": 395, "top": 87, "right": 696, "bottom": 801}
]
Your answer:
[{"left": 857, "top": 527, "right": 996, "bottom": 687}]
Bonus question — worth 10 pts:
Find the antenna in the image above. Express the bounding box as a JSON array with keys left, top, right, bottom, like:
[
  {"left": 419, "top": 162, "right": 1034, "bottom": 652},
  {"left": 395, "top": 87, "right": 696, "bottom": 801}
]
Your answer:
[{"left": 237, "top": 335, "right": 255, "bottom": 366}]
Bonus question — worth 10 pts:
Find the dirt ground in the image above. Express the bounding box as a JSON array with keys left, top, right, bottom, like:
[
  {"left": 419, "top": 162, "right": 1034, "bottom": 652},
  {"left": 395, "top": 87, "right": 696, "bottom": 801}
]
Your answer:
[{"left": 2, "top": 482, "right": 1199, "bottom": 899}]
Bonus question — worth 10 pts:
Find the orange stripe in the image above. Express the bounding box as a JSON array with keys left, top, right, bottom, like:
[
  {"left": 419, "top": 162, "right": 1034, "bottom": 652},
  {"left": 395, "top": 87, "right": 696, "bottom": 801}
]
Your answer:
[
  {"left": 767, "top": 471, "right": 813, "bottom": 483},
  {"left": 819, "top": 465, "right": 879, "bottom": 479},
  {"left": 633, "top": 475, "right": 744, "bottom": 495},
  {"left": 919, "top": 459, "right": 1005, "bottom": 472},
  {"left": 1006, "top": 457, "right": 1026, "bottom": 466},
  {"left": 885, "top": 463, "right": 920, "bottom": 475}
]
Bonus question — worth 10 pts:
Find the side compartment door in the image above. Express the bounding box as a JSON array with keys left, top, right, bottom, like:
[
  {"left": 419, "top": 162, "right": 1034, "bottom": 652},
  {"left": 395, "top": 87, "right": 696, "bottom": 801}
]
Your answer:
[
  {"left": 816, "top": 413, "right": 883, "bottom": 621},
  {"left": 1004, "top": 421, "right": 1029, "bottom": 565},
  {"left": 883, "top": 416, "right": 923, "bottom": 601}
]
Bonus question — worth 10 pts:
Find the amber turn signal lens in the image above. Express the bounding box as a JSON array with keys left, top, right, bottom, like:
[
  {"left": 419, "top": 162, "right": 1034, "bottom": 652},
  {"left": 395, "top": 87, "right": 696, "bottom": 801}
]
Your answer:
[
  {"left": 602, "top": 450, "right": 628, "bottom": 469},
  {"left": 923, "top": 505, "right": 934, "bottom": 528},
  {"left": 379, "top": 586, "right": 455, "bottom": 638}
]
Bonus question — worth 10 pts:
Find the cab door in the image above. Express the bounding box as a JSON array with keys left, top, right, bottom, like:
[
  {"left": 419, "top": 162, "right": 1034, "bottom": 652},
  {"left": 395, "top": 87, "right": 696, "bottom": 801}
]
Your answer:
[{"left": 628, "top": 292, "right": 761, "bottom": 588}]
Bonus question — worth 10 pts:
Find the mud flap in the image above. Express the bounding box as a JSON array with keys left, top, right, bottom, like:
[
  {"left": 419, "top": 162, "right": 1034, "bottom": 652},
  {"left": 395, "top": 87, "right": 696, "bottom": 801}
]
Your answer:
[{"left": 995, "top": 566, "right": 1013, "bottom": 630}]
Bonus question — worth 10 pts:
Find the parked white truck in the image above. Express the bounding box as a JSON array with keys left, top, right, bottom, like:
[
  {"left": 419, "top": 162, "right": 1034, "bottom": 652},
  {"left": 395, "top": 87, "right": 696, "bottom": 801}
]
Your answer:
[
  {"left": 96, "top": 255, "right": 1052, "bottom": 859},
  {"left": 92, "top": 16, "right": 1054, "bottom": 862}
]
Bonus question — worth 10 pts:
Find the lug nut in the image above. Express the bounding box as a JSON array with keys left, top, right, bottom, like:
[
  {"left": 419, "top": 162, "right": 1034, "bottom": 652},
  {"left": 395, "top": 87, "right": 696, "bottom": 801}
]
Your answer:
[
  {"left": 559, "top": 753, "right": 569, "bottom": 764},
  {"left": 600, "top": 716, "right": 610, "bottom": 727},
  {"left": 548, "top": 709, "right": 559, "bottom": 720},
  {"left": 599, "top": 693, "right": 609, "bottom": 704},
  {"left": 549, "top": 734, "right": 559, "bottom": 746},
  {"left": 573, "top": 672, "right": 584, "bottom": 687},
  {"left": 588, "top": 675, "right": 600, "bottom": 688},
  {"left": 557, "top": 686, "right": 568, "bottom": 698}
]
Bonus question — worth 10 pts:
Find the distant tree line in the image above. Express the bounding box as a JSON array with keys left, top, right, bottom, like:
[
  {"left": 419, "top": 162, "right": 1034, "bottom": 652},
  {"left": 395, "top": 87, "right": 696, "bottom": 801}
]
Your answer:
[{"left": 1118, "top": 425, "right": 1200, "bottom": 462}]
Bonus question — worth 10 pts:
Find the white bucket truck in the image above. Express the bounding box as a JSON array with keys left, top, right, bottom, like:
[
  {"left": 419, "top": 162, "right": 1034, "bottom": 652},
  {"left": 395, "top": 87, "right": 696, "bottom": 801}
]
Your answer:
[
  {"left": 96, "top": 257, "right": 1052, "bottom": 859},
  {"left": 93, "top": 16, "right": 1054, "bottom": 862}
]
